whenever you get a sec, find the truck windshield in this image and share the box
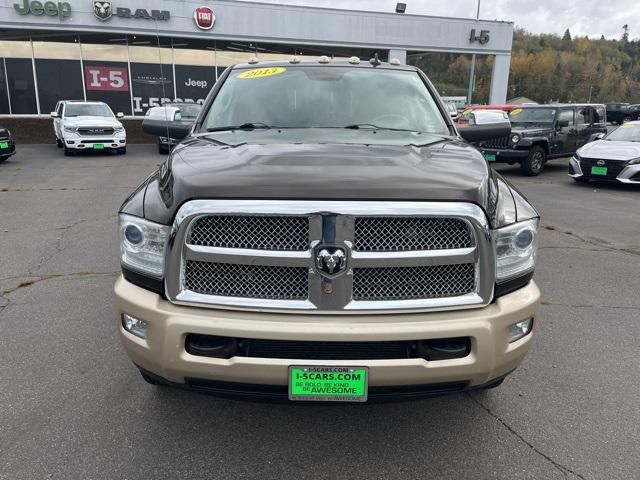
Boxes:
[510,108,556,125]
[64,103,113,117]
[200,66,448,135]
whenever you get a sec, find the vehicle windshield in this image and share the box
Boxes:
[606,123,640,142]
[201,66,449,136]
[64,103,113,117]
[509,107,556,124]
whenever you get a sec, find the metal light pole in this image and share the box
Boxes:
[467,0,481,105]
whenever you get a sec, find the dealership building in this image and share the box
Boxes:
[0,0,514,116]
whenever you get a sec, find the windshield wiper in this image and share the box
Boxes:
[206,122,273,132]
[342,124,423,133]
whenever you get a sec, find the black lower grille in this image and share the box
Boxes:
[580,158,627,180]
[185,378,468,401]
[481,134,511,149]
[244,339,413,360]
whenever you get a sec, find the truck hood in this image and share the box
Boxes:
[134,136,536,227]
[511,125,553,137]
[577,140,640,161]
[63,116,122,128]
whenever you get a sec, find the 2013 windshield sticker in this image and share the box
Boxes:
[238,67,286,79]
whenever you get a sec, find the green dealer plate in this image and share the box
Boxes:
[288,366,368,402]
[93,144,105,150]
[484,153,496,162]
[591,166,607,176]
[0,142,8,149]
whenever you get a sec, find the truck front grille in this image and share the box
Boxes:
[188,215,308,251]
[354,217,472,252]
[167,201,494,313]
[353,264,476,301]
[77,127,114,135]
[482,134,511,149]
[184,261,308,300]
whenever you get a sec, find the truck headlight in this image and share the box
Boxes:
[119,214,170,277]
[114,126,125,132]
[493,218,539,283]
[64,126,78,132]
[511,134,520,144]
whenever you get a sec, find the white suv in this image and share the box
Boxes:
[52,101,127,156]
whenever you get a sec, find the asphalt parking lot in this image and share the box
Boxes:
[1,145,639,480]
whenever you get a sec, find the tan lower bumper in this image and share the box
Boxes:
[114,277,540,388]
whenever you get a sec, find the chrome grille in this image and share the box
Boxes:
[184,260,308,300]
[167,200,494,313]
[354,217,473,251]
[188,215,308,251]
[353,264,476,301]
[77,127,114,135]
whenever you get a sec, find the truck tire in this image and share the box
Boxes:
[520,146,545,176]
[56,137,62,148]
[63,147,74,156]
[158,140,169,154]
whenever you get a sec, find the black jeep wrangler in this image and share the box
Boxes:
[476,104,607,175]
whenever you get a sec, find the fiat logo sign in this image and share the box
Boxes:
[194,6,215,30]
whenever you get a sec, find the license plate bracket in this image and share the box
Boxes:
[288,366,368,402]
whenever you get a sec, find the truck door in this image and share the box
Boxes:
[555,108,576,154]
[574,107,591,150]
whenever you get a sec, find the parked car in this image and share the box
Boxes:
[0,127,16,162]
[569,121,640,184]
[142,102,202,154]
[456,104,516,126]
[51,100,126,156]
[474,104,607,175]
[115,59,541,401]
[605,102,629,125]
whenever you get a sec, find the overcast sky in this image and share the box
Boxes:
[239,0,639,40]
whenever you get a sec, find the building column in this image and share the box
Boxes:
[388,49,407,64]
[489,53,511,104]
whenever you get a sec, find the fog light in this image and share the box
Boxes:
[122,313,148,339]
[508,318,533,343]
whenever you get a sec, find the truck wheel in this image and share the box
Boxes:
[158,141,169,154]
[520,146,545,176]
[56,137,62,148]
[63,147,74,157]
[117,147,127,155]
[139,370,162,385]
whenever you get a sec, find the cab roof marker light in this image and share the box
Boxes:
[318,56,330,64]
[389,58,401,65]
[247,56,259,64]
[348,56,361,64]
[289,55,301,64]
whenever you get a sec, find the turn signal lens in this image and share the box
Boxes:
[122,313,148,339]
[508,318,533,343]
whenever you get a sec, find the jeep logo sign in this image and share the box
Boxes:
[14,0,71,19]
[193,6,215,30]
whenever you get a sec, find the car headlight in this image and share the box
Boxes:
[628,157,640,165]
[493,218,539,283]
[119,214,170,278]
[64,126,78,132]
[511,134,520,144]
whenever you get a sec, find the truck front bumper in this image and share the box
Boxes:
[114,276,540,396]
[479,148,529,163]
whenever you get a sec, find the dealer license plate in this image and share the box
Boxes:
[0,142,8,149]
[484,153,496,162]
[288,366,368,402]
[591,166,607,176]
[93,144,104,150]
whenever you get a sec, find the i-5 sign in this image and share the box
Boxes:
[84,66,129,92]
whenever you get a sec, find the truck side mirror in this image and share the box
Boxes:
[116,112,125,119]
[50,112,58,118]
